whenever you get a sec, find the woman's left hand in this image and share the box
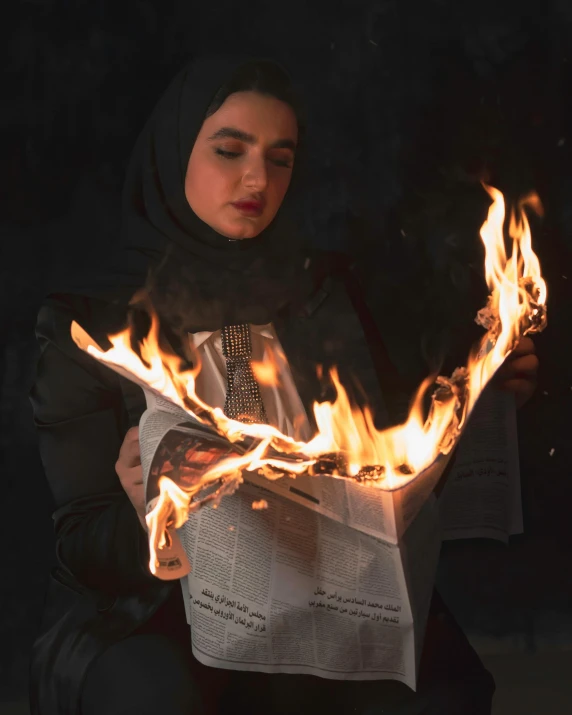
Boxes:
[492,336,539,408]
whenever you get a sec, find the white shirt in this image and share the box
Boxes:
[189,323,313,442]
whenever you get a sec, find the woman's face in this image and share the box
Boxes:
[185,90,298,239]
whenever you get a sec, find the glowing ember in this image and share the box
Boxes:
[252,499,269,510]
[71,184,547,576]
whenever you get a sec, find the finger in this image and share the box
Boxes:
[120,427,140,452]
[118,431,141,466]
[125,473,144,487]
[512,354,539,374]
[497,354,539,379]
[505,373,538,386]
[119,465,144,488]
[117,448,141,469]
[127,451,142,468]
[495,376,537,396]
[497,352,539,373]
[126,426,140,441]
[122,476,146,512]
[508,337,536,359]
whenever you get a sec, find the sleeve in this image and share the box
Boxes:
[29,294,157,596]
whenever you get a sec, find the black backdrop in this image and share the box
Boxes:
[2,0,572,702]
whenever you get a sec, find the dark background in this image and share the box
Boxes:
[2,0,572,709]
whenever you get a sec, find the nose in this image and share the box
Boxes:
[241,156,268,192]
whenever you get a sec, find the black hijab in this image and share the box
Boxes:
[61,53,312,334]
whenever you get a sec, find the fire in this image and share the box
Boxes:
[467,186,547,412]
[251,352,282,386]
[71,184,547,576]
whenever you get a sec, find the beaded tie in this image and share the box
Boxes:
[221,324,268,424]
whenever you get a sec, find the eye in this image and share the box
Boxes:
[214,147,293,169]
[215,148,241,160]
[271,158,293,168]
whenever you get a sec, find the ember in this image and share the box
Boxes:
[251,500,269,510]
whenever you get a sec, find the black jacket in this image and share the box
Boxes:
[29,258,411,715]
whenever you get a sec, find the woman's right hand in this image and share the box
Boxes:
[115,426,147,530]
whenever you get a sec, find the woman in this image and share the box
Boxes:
[30,53,537,715]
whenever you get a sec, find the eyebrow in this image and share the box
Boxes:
[207,126,296,151]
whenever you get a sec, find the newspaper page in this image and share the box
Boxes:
[179,481,440,689]
[438,385,523,542]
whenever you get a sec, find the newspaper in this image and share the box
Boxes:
[138,389,441,689]
[70,319,520,687]
[438,384,523,543]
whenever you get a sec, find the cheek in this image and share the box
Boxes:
[266,168,292,201]
[267,172,293,213]
[185,155,234,215]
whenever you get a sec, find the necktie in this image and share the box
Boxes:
[221,324,269,424]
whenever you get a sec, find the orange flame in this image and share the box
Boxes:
[252,357,281,387]
[466,185,546,412]
[72,184,547,576]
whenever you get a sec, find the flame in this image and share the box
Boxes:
[466,186,547,412]
[252,357,281,387]
[72,185,547,576]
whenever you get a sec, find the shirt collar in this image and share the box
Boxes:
[190,323,275,349]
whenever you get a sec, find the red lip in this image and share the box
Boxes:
[231,200,264,216]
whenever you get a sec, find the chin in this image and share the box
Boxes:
[219,220,266,240]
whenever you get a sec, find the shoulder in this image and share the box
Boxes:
[30,293,134,426]
[34,292,131,390]
[37,293,128,353]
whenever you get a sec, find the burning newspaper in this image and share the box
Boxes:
[69,185,546,688]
